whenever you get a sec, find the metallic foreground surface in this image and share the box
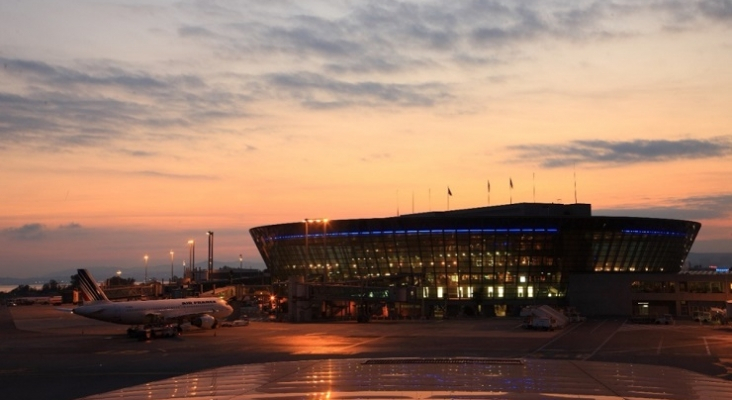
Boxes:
[83,357,732,400]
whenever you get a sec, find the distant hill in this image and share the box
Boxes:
[0,261,263,286]
[685,252,732,268]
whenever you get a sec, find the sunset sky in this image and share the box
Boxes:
[1,1,731,279]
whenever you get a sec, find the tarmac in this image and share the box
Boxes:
[4,304,732,399]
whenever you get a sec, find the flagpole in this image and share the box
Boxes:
[447,186,450,211]
[574,165,578,203]
[487,179,490,206]
[509,178,513,204]
[396,189,399,216]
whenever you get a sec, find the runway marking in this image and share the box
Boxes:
[95,350,150,355]
[589,319,607,334]
[583,321,621,361]
[601,336,725,357]
[530,321,584,354]
[714,358,732,380]
[340,335,386,352]
[656,336,663,355]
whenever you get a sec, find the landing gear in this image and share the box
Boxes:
[127,325,180,341]
[138,329,152,341]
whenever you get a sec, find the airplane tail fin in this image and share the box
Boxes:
[77,269,111,303]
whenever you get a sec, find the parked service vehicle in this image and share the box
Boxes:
[654,314,674,325]
[221,319,250,327]
[520,305,567,330]
[693,311,712,323]
[522,316,556,331]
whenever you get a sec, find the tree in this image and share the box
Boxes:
[42,279,60,293]
[106,275,135,287]
[10,285,36,296]
[70,273,80,289]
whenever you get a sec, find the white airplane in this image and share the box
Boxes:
[71,269,233,332]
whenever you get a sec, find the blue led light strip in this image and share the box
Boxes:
[621,229,688,237]
[274,227,559,241]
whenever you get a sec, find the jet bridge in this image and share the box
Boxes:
[287,277,399,322]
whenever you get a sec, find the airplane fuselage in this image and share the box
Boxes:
[73,298,232,325]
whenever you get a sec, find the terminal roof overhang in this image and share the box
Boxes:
[397,202,592,219]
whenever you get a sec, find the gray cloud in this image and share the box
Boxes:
[700,0,732,21]
[59,222,82,230]
[2,223,47,241]
[1,58,166,89]
[596,193,732,222]
[3,2,732,154]
[134,170,218,180]
[178,25,218,39]
[120,149,158,158]
[266,72,449,109]
[0,57,248,151]
[171,1,732,108]
[207,2,652,70]
[510,137,732,168]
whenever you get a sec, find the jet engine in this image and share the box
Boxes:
[191,315,218,329]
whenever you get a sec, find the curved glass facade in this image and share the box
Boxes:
[249,203,700,302]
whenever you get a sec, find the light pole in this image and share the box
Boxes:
[239,254,243,269]
[206,231,214,278]
[170,250,174,283]
[188,240,195,280]
[144,254,148,284]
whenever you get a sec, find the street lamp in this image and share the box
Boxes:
[170,250,174,283]
[188,240,195,280]
[239,254,243,269]
[144,254,148,284]
[206,231,214,278]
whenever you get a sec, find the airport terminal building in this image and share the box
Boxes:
[249,203,702,319]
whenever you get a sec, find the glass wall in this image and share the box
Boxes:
[250,213,699,302]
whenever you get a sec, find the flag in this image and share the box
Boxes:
[510,178,513,189]
[448,187,452,196]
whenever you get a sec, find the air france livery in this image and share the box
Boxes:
[71,269,233,330]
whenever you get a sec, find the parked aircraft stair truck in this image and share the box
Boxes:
[520,305,569,331]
